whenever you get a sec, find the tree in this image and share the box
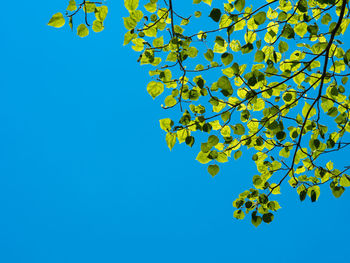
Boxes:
[49,0,350,226]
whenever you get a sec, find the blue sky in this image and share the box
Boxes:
[1,1,350,262]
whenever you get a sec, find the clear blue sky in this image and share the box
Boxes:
[1,1,350,262]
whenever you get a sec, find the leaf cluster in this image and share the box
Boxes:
[50,0,350,226]
[48,0,108,37]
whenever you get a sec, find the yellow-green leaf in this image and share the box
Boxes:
[147,81,164,99]
[159,118,173,132]
[196,151,211,164]
[77,24,89,38]
[84,2,96,13]
[269,183,281,194]
[340,175,350,187]
[166,132,176,151]
[48,13,65,28]
[96,6,108,21]
[234,210,245,220]
[67,0,77,11]
[124,0,139,12]
[164,95,177,107]
[302,102,316,118]
[92,20,104,32]
[208,164,220,177]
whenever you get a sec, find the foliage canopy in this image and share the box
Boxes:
[49,0,350,226]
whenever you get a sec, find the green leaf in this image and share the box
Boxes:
[221,111,231,122]
[84,2,96,13]
[253,98,265,111]
[96,6,108,21]
[262,213,274,224]
[194,11,202,18]
[92,20,104,32]
[147,81,164,99]
[202,0,213,5]
[344,49,350,66]
[233,124,245,135]
[208,164,220,177]
[281,24,295,39]
[124,0,139,12]
[209,8,221,22]
[340,175,350,187]
[279,147,290,158]
[196,151,211,164]
[177,129,189,143]
[268,201,281,211]
[153,36,164,47]
[69,17,73,30]
[217,152,228,163]
[294,23,307,37]
[185,136,195,147]
[144,2,157,13]
[299,190,307,201]
[221,53,233,66]
[187,47,199,58]
[297,0,308,13]
[217,76,233,95]
[123,31,137,46]
[251,212,262,227]
[166,132,176,151]
[302,102,316,118]
[123,17,137,30]
[276,131,286,141]
[309,187,320,202]
[241,43,253,54]
[234,150,242,160]
[234,0,245,12]
[326,161,333,170]
[321,13,332,25]
[164,95,177,107]
[214,37,227,53]
[48,13,65,28]
[253,12,266,25]
[331,186,345,198]
[67,0,77,11]
[307,24,319,36]
[258,194,268,204]
[234,210,245,220]
[159,118,173,132]
[208,135,219,146]
[77,24,89,38]
[293,72,305,85]
[204,49,214,61]
[269,183,281,195]
[254,50,265,62]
